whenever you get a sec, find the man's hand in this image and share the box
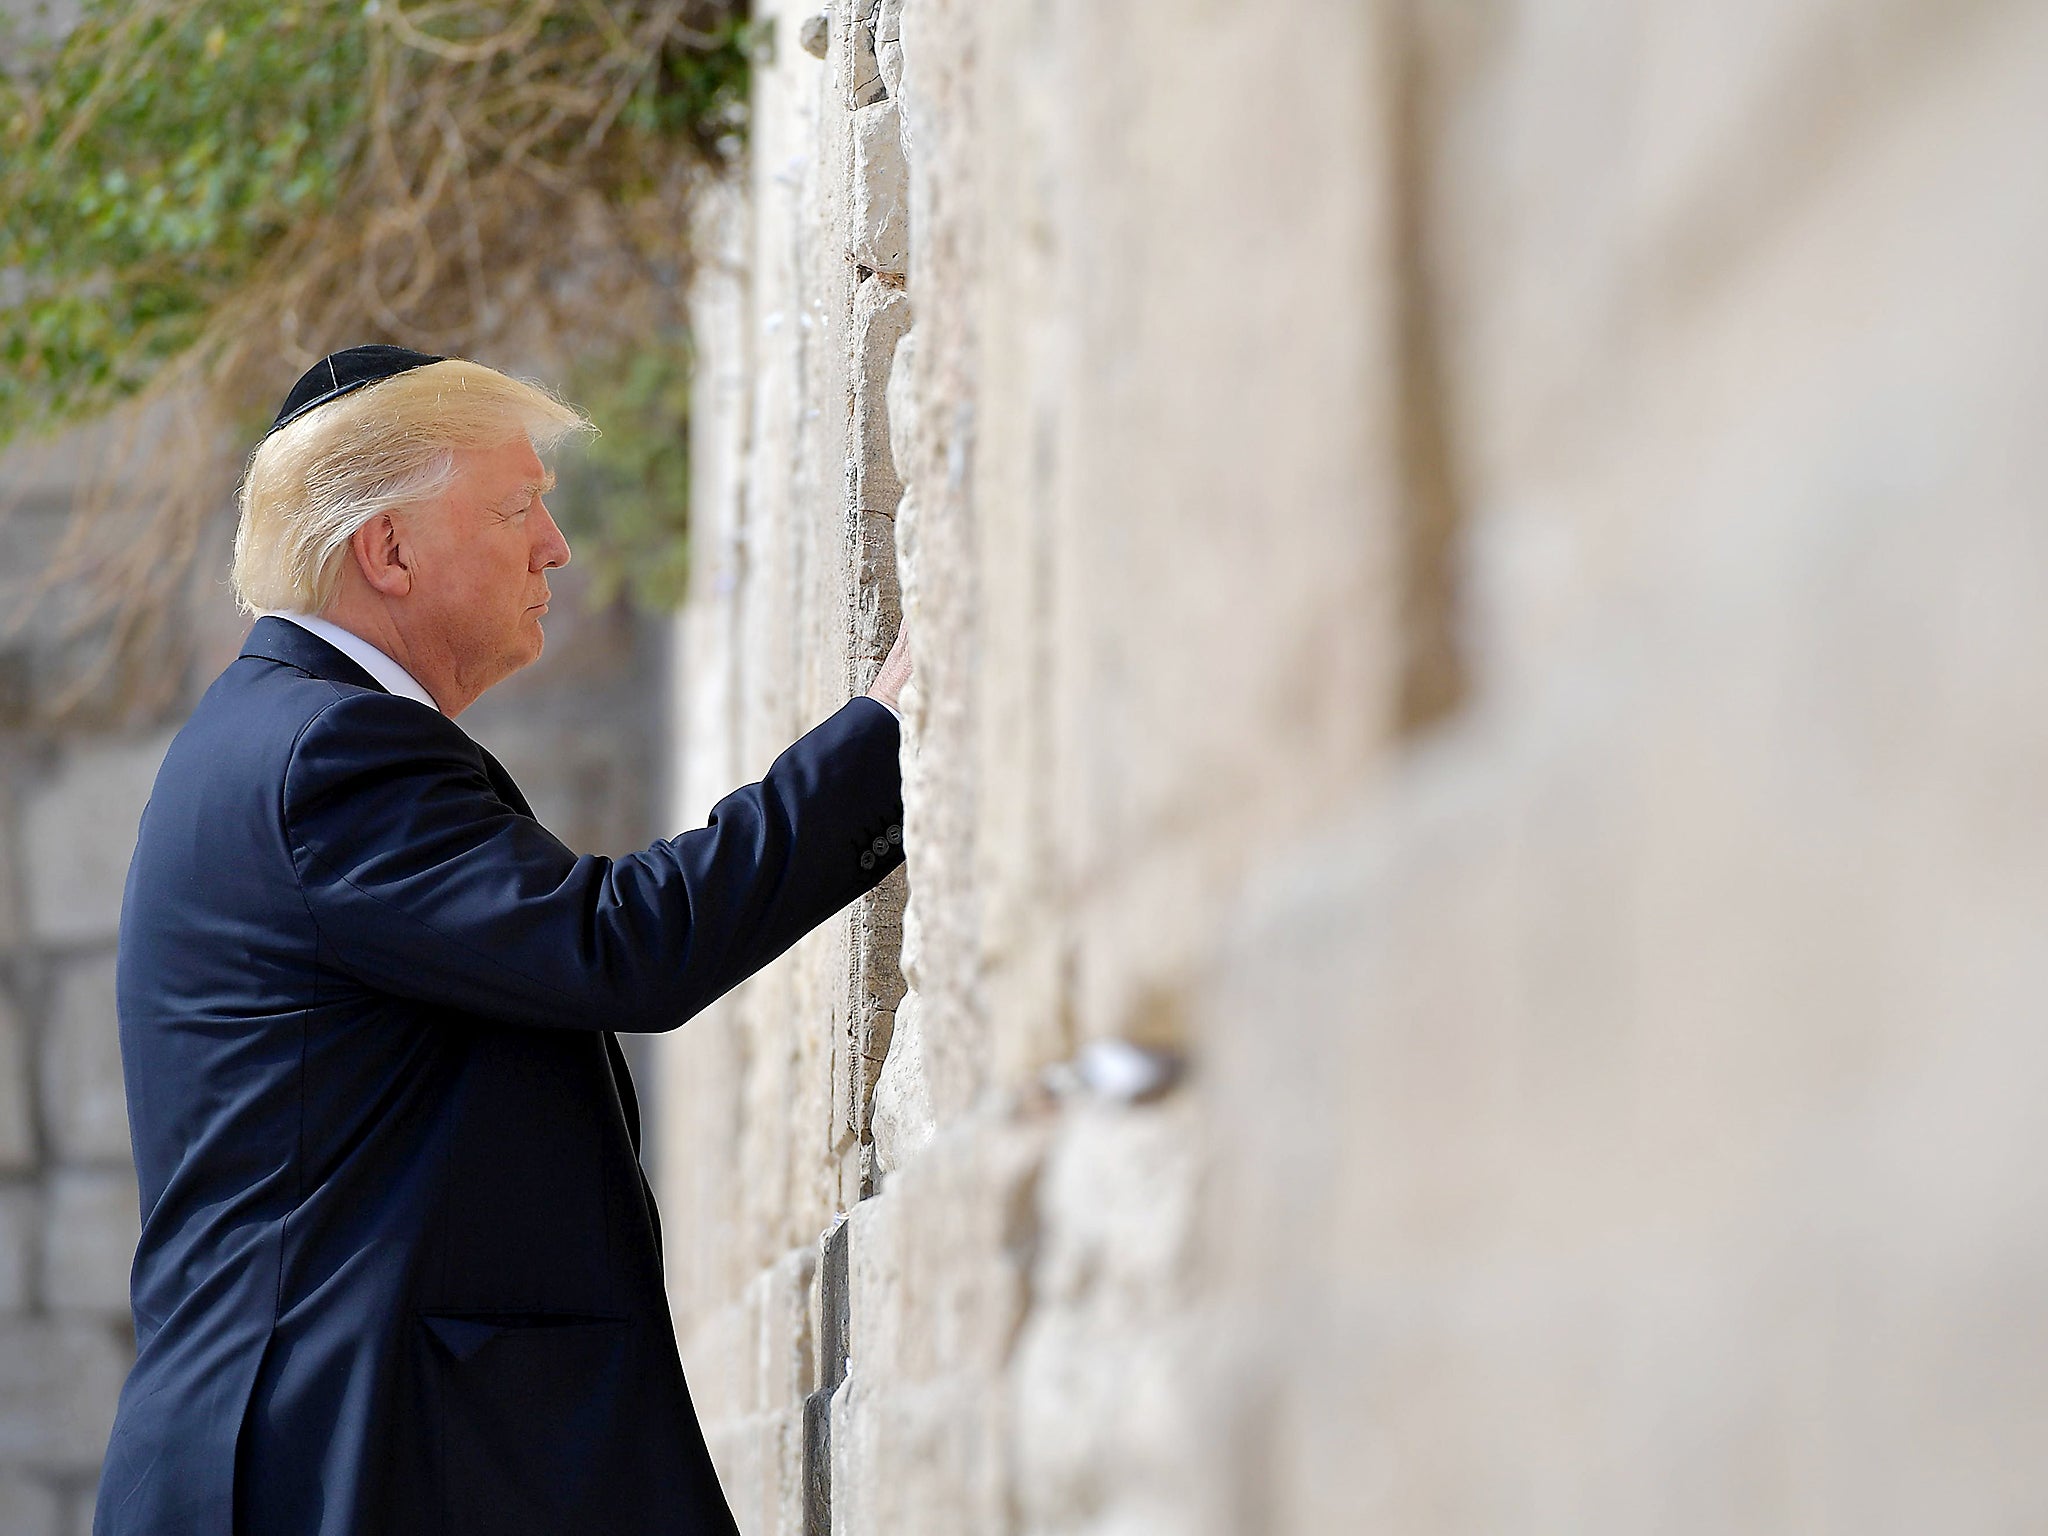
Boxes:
[868,618,913,714]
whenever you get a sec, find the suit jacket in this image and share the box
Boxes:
[94,616,906,1536]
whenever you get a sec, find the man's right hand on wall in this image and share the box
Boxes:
[868,618,913,714]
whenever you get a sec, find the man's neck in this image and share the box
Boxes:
[274,608,445,714]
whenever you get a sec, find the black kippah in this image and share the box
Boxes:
[269,344,445,435]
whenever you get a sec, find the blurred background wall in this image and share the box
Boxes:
[653,1,2048,1533]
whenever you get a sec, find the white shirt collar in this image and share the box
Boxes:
[266,611,442,713]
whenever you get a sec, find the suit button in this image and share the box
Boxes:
[887,824,902,845]
[872,836,890,856]
[860,850,876,870]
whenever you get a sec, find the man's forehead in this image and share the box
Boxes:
[453,439,552,502]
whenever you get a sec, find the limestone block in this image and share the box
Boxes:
[854,510,905,664]
[22,733,172,946]
[700,1415,770,1534]
[1032,1098,1200,1313]
[883,325,920,481]
[855,869,907,1014]
[42,1167,139,1316]
[0,1319,130,1467]
[1010,1306,1213,1536]
[828,1368,1004,1536]
[848,101,909,275]
[869,892,933,1177]
[875,0,903,94]
[0,1478,62,1536]
[844,868,907,1144]
[0,992,33,1173]
[852,279,913,516]
[0,786,22,951]
[884,326,926,732]
[869,994,930,1176]
[847,1115,1043,1383]
[845,0,885,109]
[798,11,830,60]
[0,1183,36,1310]
[40,956,130,1164]
[756,1243,819,1409]
[680,1290,758,1423]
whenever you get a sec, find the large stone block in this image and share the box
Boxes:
[40,956,129,1165]
[0,992,34,1173]
[756,1243,819,1411]
[0,1319,130,1469]
[829,1369,1004,1536]
[868,981,931,1177]
[0,1183,37,1311]
[0,782,23,951]
[0,1477,62,1536]
[851,279,913,517]
[848,100,909,275]
[22,734,172,947]
[853,510,904,663]
[42,1168,139,1316]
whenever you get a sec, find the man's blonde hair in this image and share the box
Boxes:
[231,358,592,617]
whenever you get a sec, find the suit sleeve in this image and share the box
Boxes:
[283,690,905,1032]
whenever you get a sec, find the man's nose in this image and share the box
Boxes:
[532,498,572,570]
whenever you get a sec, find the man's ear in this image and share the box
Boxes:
[349,511,414,598]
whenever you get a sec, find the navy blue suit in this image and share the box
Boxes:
[94,616,905,1535]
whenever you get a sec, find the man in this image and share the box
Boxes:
[94,345,911,1536]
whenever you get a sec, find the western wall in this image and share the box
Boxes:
[653,1,2048,1532]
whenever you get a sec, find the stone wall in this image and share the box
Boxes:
[0,441,169,1536]
[655,1,2048,1533]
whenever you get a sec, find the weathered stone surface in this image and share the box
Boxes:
[39,956,129,1164]
[875,0,903,95]
[866,993,930,1177]
[0,1477,62,1536]
[0,1184,36,1311]
[41,1168,138,1316]
[0,1320,129,1468]
[21,734,172,946]
[0,994,33,1175]
[798,10,830,61]
[0,785,23,951]
[851,278,912,516]
[847,101,908,275]
[844,0,884,109]
[668,0,2048,1530]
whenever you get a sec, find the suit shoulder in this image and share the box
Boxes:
[282,680,488,817]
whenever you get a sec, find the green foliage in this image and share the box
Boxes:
[0,0,750,444]
[1,3,371,435]
[557,339,693,612]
